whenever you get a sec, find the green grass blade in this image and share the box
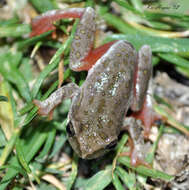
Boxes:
[113,0,143,16]
[116,167,136,190]
[115,134,128,154]
[154,105,189,136]
[0,164,28,179]
[144,10,189,20]
[8,83,20,127]
[0,24,30,37]
[146,124,164,164]
[15,138,31,173]
[152,56,160,66]
[19,102,34,116]
[0,17,19,27]
[112,173,125,190]
[0,96,8,102]
[31,57,59,98]
[36,128,56,160]
[117,157,173,181]
[176,65,189,77]
[29,0,57,13]
[0,128,7,147]
[146,21,172,30]
[0,130,20,166]
[66,153,78,190]
[83,166,112,190]
[0,52,31,102]
[0,123,48,189]
[17,31,52,50]
[49,132,67,158]
[130,0,143,13]
[22,107,38,127]
[104,33,189,56]
[9,67,32,102]
[21,126,48,163]
[154,94,173,110]
[85,0,94,7]
[0,81,14,139]
[158,53,189,69]
[0,157,20,189]
[99,9,138,34]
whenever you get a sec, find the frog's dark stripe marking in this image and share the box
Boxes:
[97,98,105,114]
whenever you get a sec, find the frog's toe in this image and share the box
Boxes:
[130,148,152,168]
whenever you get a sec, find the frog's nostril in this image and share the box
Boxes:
[105,140,117,150]
[66,121,75,137]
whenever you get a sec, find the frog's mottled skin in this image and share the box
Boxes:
[32,7,152,159]
[69,41,137,158]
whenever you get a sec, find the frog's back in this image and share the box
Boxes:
[79,41,137,135]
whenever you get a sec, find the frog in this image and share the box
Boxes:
[31,7,153,161]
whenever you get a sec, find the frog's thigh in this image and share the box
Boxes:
[69,7,96,71]
[131,45,152,111]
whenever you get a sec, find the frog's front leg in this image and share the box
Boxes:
[33,83,79,119]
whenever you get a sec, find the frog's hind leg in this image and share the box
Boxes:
[130,45,157,138]
[33,83,79,119]
[69,7,96,71]
[68,8,116,71]
[30,7,118,72]
[30,7,97,67]
[131,45,152,111]
[121,117,152,168]
[30,8,85,37]
[72,41,117,71]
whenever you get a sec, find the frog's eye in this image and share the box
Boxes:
[66,121,75,137]
[105,140,117,150]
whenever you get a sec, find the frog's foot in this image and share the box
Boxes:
[122,117,152,167]
[33,99,56,120]
[119,136,152,168]
[32,88,64,117]
[120,150,152,168]
[33,99,52,116]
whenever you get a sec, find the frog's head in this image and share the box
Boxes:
[66,118,118,159]
[66,92,119,159]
